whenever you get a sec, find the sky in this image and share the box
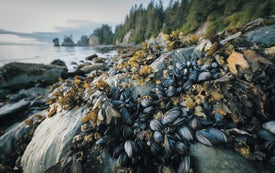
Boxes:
[0,0,170,42]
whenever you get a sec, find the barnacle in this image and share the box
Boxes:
[47,105,57,118]
[227,52,249,75]
[207,42,219,56]
[24,119,33,126]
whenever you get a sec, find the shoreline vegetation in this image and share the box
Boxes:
[53,0,274,47]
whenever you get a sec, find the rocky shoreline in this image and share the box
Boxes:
[0,17,275,173]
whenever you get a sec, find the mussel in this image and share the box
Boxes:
[124,140,138,158]
[161,107,181,125]
[150,119,162,131]
[153,131,164,143]
[177,156,191,173]
[177,126,194,142]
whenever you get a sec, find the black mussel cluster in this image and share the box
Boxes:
[90,45,275,172]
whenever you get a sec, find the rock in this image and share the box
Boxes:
[0,99,30,122]
[0,89,10,100]
[0,111,46,170]
[76,35,89,46]
[52,38,60,47]
[0,121,31,163]
[264,46,275,60]
[21,108,87,173]
[8,87,48,103]
[0,62,67,90]
[190,143,258,173]
[85,54,98,61]
[245,25,275,47]
[80,63,106,73]
[82,149,117,173]
[92,57,105,64]
[147,32,167,49]
[77,62,91,70]
[50,59,67,68]
[61,36,75,46]
[89,35,99,46]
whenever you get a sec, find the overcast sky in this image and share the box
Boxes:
[0,0,170,33]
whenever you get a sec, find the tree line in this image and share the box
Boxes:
[93,0,274,45]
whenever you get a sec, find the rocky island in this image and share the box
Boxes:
[0,16,275,173]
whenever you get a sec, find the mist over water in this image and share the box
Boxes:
[0,34,116,71]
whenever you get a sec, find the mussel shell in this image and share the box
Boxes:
[110,87,121,100]
[258,129,275,141]
[118,152,130,167]
[150,141,162,155]
[143,106,156,115]
[183,80,193,91]
[95,135,112,146]
[140,96,153,107]
[161,107,181,125]
[166,86,176,97]
[195,130,214,146]
[188,69,199,81]
[159,165,175,173]
[124,140,138,158]
[173,117,187,127]
[213,112,224,122]
[153,131,164,143]
[198,71,211,81]
[150,119,162,131]
[175,62,184,70]
[268,155,275,166]
[208,127,227,143]
[188,118,201,130]
[120,88,131,103]
[175,141,189,155]
[196,128,227,146]
[177,156,191,173]
[112,100,124,107]
[122,125,134,138]
[263,121,275,135]
[112,143,124,158]
[139,114,152,122]
[119,107,131,124]
[163,134,175,154]
[163,78,175,88]
[177,126,194,142]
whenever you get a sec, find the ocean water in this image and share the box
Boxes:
[0,35,117,72]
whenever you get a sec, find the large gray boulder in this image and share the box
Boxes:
[190,143,259,173]
[0,99,30,122]
[245,24,275,47]
[0,62,67,90]
[21,108,87,173]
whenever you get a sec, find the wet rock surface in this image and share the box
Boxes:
[245,25,275,47]
[190,143,258,173]
[0,62,68,90]
[0,99,30,122]
[21,108,87,173]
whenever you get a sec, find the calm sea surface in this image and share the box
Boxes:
[0,37,117,72]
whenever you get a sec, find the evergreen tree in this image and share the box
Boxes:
[93,24,113,45]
